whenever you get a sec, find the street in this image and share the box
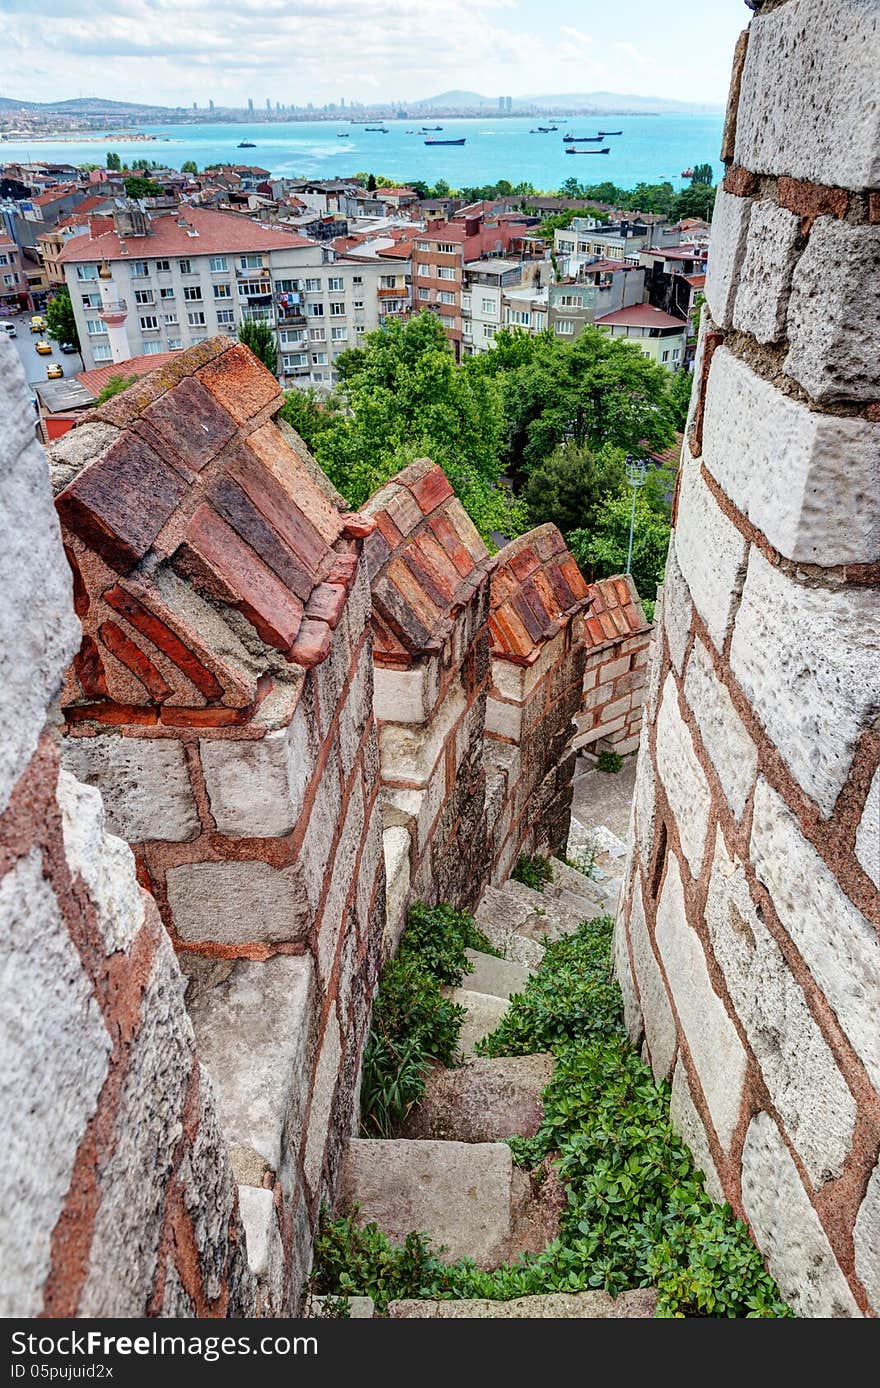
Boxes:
[4,308,84,392]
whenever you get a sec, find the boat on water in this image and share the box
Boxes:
[422,125,443,131]
[566,147,610,154]
[425,137,466,146]
[336,132,350,138]
[599,130,622,136]
[536,126,552,132]
[681,167,694,177]
[237,141,256,148]
[563,134,603,142]
[365,126,388,133]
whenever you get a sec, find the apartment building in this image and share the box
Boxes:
[59,204,408,388]
[0,231,29,312]
[554,216,681,277]
[461,257,549,354]
[593,302,686,370]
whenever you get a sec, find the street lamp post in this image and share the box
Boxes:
[624,454,649,577]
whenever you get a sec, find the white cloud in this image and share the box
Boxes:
[613,40,656,68]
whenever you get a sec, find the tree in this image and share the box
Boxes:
[569,486,671,606]
[690,162,714,187]
[367,173,377,192]
[238,320,278,374]
[674,182,716,221]
[181,159,198,175]
[503,326,677,479]
[106,151,121,171]
[95,374,138,404]
[123,175,165,198]
[666,367,694,430]
[524,443,626,535]
[45,287,80,352]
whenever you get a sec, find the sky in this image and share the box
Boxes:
[0,0,747,109]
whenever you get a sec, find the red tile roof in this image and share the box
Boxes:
[363,458,489,663]
[58,205,314,265]
[77,353,178,398]
[52,338,375,723]
[582,575,649,651]
[595,304,686,330]
[684,273,706,289]
[643,430,684,469]
[488,525,592,665]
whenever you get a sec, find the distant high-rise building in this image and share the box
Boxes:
[209,99,214,112]
[266,98,271,110]
[276,101,281,112]
[341,97,345,108]
[497,96,504,111]
[248,98,254,112]
[192,101,197,110]
[505,96,512,112]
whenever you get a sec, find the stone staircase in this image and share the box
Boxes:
[326,824,651,1319]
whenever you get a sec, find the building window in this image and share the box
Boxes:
[163,312,179,325]
[311,351,328,365]
[155,259,171,272]
[352,275,363,285]
[167,337,183,350]
[484,324,495,339]
[134,289,154,306]
[209,256,228,272]
[306,302,324,317]
[555,319,574,335]
[437,266,455,281]
[416,241,430,251]
[139,315,159,331]
[480,297,494,312]
[330,325,347,340]
[439,314,455,326]
[178,258,193,274]
[159,287,175,300]
[418,287,430,301]
[85,319,107,336]
[75,265,99,281]
[304,277,322,292]
[417,265,431,279]
[92,343,112,361]
[436,242,456,254]
[216,308,235,325]
[238,280,269,297]
[275,278,301,293]
[328,276,344,291]
[187,310,206,327]
[308,326,325,342]
[379,275,397,289]
[141,340,165,355]
[239,254,263,269]
[558,295,582,308]
[213,282,232,299]
[280,329,305,345]
[672,347,681,361]
[282,353,308,370]
[329,301,345,316]
[353,299,364,310]
[439,290,455,305]
[132,261,149,278]
[183,285,203,302]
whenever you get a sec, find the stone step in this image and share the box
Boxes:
[500,880,589,945]
[399,1055,554,1143]
[463,948,533,1000]
[388,1289,658,1318]
[307,1294,375,1318]
[443,988,509,1054]
[337,1138,529,1269]
[474,886,545,968]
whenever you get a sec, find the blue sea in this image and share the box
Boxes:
[2,115,724,190]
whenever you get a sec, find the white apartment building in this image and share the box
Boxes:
[59,205,410,388]
[460,257,549,355]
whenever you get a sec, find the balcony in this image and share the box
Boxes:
[377,285,403,297]
[99,299,127,314]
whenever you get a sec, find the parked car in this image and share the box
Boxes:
[59,342,78,354]
[46,363,64,379]
[1,321,16,337]
[30,315,47,333]
[34,339,52,355]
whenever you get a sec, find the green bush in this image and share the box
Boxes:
[511,853,553,892]
[359,902,495,1137]
[596,750,623,774]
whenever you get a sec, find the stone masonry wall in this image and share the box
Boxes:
[573,575,652,758]
[614,0,880,1318]
[0,339,254,1318]
[49,340,385,1312]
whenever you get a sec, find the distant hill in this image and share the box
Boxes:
[414,90,497,108]
[414,89,722,115]
[0,96,174,114]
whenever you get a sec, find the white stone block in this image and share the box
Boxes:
[485,696,523,742]
[299,743,341,910]
[704,187,753,329]
[741,1112,861,1318]
[669,1061,724,1204]
[654,853,746,1153]
[166,860,310,945]
[317,778,365,987]
[0,340,80,814]
[201,706,312,839]
[628,878,675,1081]
[855,766,880,891]
[303,1011,342,1193]
[750,777,880,1092]
[706,829,856,1186]
[702,347,880,565]
[674,453,747,652]
[238,1185,284,1313]
[853,1157,880,1314]
[491,658,526,703]
[734,0,880,190]
[373,660,439,725]
[382,825,411,950]
[662,540,692,676]
[655,673,712,878]
[63,735,200,843]
[684,637,757,820]
[378,684,465,787]
[730,550,880,816]
[612,914,642,1046]
[56,769,145,953]
[785,218,880,404]
[0,849,111,1316]
[732,200,801,343]
[633,739,656,866]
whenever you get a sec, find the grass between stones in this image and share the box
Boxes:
[314,912,791,1318]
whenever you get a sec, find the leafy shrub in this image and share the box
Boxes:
[512,853,553,892]
[359,902,495,1137]
[563,840,599,879]
[596,750,623,774]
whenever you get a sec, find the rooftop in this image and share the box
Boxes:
[595,304,686,330]
[581,574,649,651]
[58,205,314,265]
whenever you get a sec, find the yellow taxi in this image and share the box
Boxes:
[34,339,52,355]
[46,363,64,379]
[30,315,47,333]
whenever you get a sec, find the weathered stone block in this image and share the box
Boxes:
[632,743,656,866]
[613,911,642,1046]
[741,1112,861,1318]
[730,551,880,816]
[186,954,316,1194]
[373,660,439,725]
[317,779,365,986]
[655,673,712,877]
[704,187,753,329]
[485,696,523,742]
[706,830,856,1186]
[684,637,757,820]
[57,769,146,953]
[732,199,801,343]
[855,767,880,891]
[378,684,465,787]
[654,853,746,1153]
[853,1158,880,1314]
[238,1185,284,1315]
[661,541,692,676]
[63,735,200,843]
[669,1061,724,1203]
[750,778,880,1092]
[201,705,312,838]
[0,849,111,1316]
[628,878,675,1081]
[702,347,880,565]
[299,741,342,910]
[785,219,880,403]
[166,859,309,945]
[674,454,747,652]
[303,1010,342,1194]
[382,824,411,951]
[734,0,880,190]
[0,343,80,814]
